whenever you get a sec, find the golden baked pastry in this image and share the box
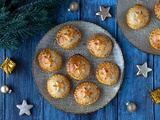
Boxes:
[96,61,120,85]
[74,82,100,105]
[56,25,81,49]
[47,74,70,98]
[87,34,113,58]
[67,54,90,80]
[126,4,150,30]
[150,28,160,50]
[154,1,160,20]
[38,49,62,72]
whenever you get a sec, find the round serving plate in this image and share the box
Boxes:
[117,0,160,55]
[32,21,124,114]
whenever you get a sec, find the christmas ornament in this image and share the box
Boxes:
[0,0,62,50]
[96,6,112,21]
[16,100,33,116]
[0,57,16,74]
[126,102,137,112]
[146,87,160,104]
[0,85,12,94]
[68,2,79,11]
[136,62,152,78]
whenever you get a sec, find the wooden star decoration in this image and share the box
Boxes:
[16,100,33,116]
[96,6,112,21]
[136,62,152,78]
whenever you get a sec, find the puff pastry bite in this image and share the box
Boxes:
[154,1,160,20]
[126,4,150,30]
[47,74,70,98]
[87,34,113,58]
[74,82,100,105]
[38,49,62,72]
[150,28,160,50]
[56,25,81,49]
[96,61,120,85]
[67,54,90,80]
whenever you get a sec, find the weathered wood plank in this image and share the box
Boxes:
[80,0,118,120]
[4,34,44,120]
[4,38,32,120]
[31,34,45,120]
[0,50,5,120]
[153,56,160,120]
[117,27,154,120]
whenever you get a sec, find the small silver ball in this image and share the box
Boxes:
[0,85,12,94]
[126,102,137,112]
[68,2,79,11]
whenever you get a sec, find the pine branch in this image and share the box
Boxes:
[0,0,63,50]
[15,0,63,12]
[0,35,20,50]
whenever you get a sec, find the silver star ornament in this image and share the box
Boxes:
[136,62,152,78]
[96,6,112,21]
[16,100,33,116]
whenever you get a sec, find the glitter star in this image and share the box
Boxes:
[16,100,33,116]
[134,11,146,23]
[53,81,65,92]
[96,6,112,21]
[82,87,92,98]
[136,62,152,78]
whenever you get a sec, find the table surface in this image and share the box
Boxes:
[0,0,159,120]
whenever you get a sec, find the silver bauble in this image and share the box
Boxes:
[68,2,79,11]
[0,85,12,94]
[126,102,137,112]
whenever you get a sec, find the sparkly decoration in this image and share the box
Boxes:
[0,85,12,94]
[96,6,112,21]
[136,62,152,78]
[0,57,16,74]
[146,87,160,104]
[16,100,33,116]
[68,2,79,11]
[126,102,137,112]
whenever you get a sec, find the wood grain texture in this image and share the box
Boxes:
[0,0,159,120]
[117,28,154,120]
[0,50,5,120]
[153,56,160,120]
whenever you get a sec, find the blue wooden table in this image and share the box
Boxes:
[0,0,159,120]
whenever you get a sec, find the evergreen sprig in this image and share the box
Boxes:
[0,0,62,50]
